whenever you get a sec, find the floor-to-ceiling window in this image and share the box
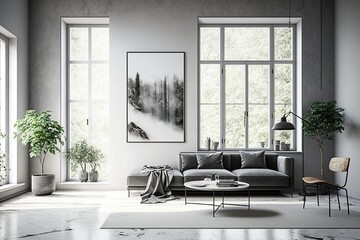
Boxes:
[0,33,9,185]
[65,24,109,180]
[199,24,296,150]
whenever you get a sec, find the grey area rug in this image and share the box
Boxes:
[101,202,360,229]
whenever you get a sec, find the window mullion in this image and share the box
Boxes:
[269,26,275,150]
[220,26,225,149]
[88,26,92,145]
[244,64,249,149]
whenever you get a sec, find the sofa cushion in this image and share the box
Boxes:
[196,152,223,169]
[180,153,198,172]
[232,168,289,187]
[240,150,267,168]
[183,169,237,182]
[127,168,184,187]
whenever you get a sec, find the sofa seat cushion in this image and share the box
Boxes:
[183,169,237,182]
[232,169,289,187]
[127,168,184,187]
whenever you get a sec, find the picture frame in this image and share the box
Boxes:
[126,52,185,142]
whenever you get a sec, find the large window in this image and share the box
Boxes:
[66,25,109,180]
[0,33,9,185]
[199,25,295,150]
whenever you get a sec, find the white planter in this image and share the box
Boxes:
[89,170,98,182]
[32,174,56,196]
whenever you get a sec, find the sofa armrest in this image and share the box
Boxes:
[277,156,294,187]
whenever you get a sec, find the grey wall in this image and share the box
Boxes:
[0,0,29,200]
[335,0,360,199]
[29,0,335,191]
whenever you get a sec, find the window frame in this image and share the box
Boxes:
[65,24,109,181]
[0,33,9,184]
[198,24,297,151]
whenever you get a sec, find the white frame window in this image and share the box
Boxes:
[0,33,9,185]
[62,20,109,181]
[198,24,297,151]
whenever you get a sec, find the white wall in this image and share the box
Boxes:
[335,0,360,199]
[29,0,335,191]
[0,0,29,200]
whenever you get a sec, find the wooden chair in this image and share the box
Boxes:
[302,157,350,217]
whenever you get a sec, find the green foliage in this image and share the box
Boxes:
[14,110,65,176]
[302,101,345,179]
[0,131,6,182]
[66,140,103,171]
[303,101,345,143]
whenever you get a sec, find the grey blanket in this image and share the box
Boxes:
[140,165,175,204]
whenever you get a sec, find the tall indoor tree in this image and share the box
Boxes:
[303,101,345,179]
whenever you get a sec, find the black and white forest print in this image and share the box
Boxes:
[127,52,185,142]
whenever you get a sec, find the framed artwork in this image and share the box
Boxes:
[126,52,185,142]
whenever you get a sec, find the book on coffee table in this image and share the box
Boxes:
[216,180,238,187]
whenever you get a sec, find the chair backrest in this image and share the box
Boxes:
[329,157,350,172]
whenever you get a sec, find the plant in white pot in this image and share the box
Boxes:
[66,140,96,182]
[87,145,104,182]
[14,110,64,195]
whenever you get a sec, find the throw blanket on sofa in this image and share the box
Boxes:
[140,165,175,204]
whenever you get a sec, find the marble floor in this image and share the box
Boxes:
[0,190,360,240]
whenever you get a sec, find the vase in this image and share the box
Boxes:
[79,170,88,182]
[89,170,98,182]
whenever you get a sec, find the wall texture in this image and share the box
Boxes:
[29,0,335,191]
[335,0,360,199]
[0,0,29,200]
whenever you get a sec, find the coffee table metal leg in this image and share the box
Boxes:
[222,191,224,208]
[248,189,250,210]
[185,187,187,205]
[213,190,215,217]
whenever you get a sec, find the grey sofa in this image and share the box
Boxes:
[127,152,294,196]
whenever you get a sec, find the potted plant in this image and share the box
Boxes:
[65,140,91,182]
[0,131,6,186]
[87,145,104,182]
[14,110,64,195]
[303,100,345,179]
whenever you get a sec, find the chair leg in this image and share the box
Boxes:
[345,188,350,215]
[328,188,331,217]
[303,185,307,209]
[316,185,320,206]
[336,189,341,210]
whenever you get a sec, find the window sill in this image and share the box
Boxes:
[0,183,26,193]
[59,181,110,186]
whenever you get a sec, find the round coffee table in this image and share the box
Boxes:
[184,180,250,217]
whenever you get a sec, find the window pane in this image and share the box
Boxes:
[200,27,220,61]
[92,64,109,100]
[248,65,270,148]
[225,65,245,148]
[92,28,109,61]
[70,64,88,100]
[275,27,293,60]
[70,28,88,61]
[92,102,109,178]
[200,105,220,148]
[200,64,220,104]
[69,102,88,178]
[69,102,88,145]
[274,64,293,148]
[225,27,270,61]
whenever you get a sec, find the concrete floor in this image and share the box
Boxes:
[0,190,359,240]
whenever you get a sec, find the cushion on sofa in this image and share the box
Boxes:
[232,168,289,186]
[240,150,267,168]
[183,169,237,182]
[196,152,223,169]
[180,153,198,171]
[127,168,184,187]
